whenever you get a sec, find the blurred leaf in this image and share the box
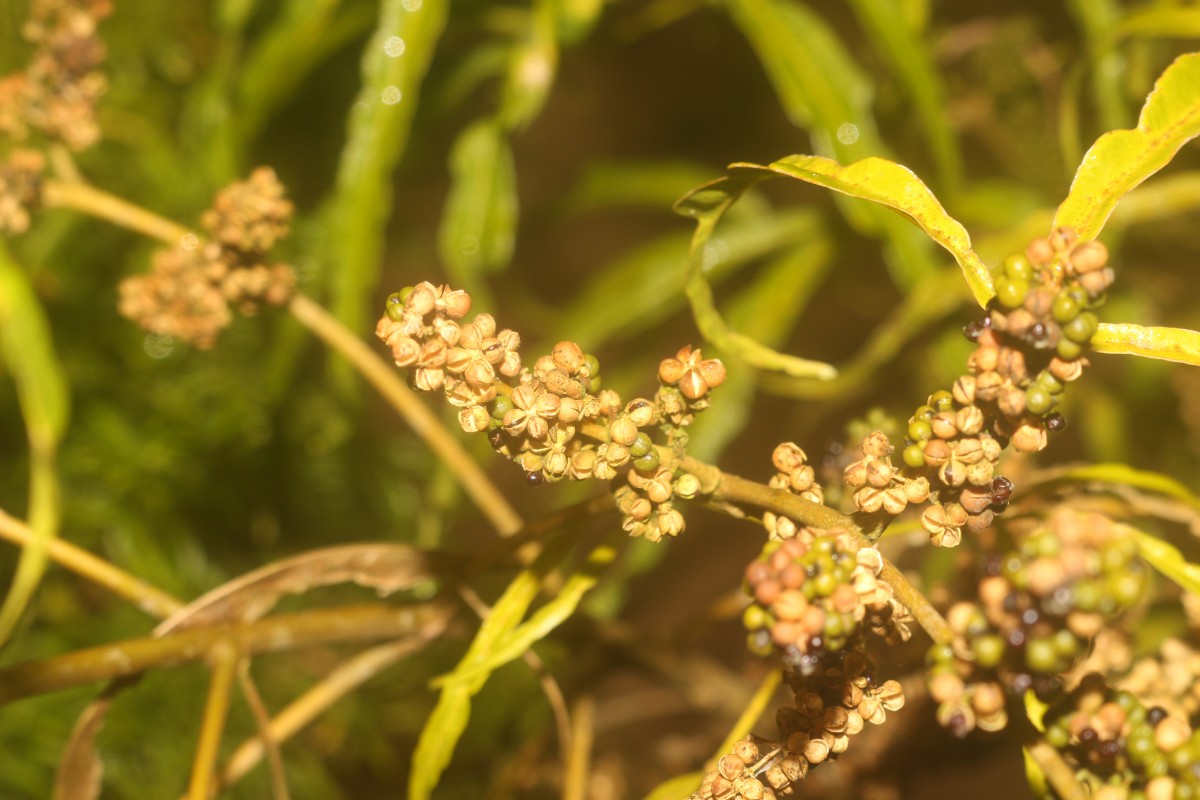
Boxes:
[499,0,558,130]
[1131,527,1200,595]
[1067,0,1127,132]
[1054,52,1200,240]
[565,159,720,213]
[727,0,938,287]
[1034,463,1200,511]
[326,0,448,380]
[558,0,604,44]
[1110,7,1200,43]
[848,0,962,191]
[439,119,519,292]
[559,207,822,350]
[676,171,838,379]
[718,155,994,306]
[1109,172,1200,229]
[688,236,832,460]
[1091,322,1200,366]
[0,243,67,647]
[1022,692,1051,798]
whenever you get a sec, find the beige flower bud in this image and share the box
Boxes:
[772,442,808,473]
[881,486,908,515]
[458,405,490,433]
[903,476,931,503]
[952,375,977,405]
[674,472,701,499]
[862,430,891,459]
[609,415,639,446]
[956,405,985,436]
[865,459,894,488]
[625,398,657,427]
[1011,422,1048,453]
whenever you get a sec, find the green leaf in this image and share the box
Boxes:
[432,544,616,687]
[726,0,939,288]
[847,0,961,191]
[1132,527,1200,595]
[1091,322,1200,366]
[326,0,447,379]
[1039,463,1200,511]
[0,243,68,646]
[1067,0,1127,132]
[675,171,838,379]
[439,119,519,292]
[1110,8,1200,44]
[558,207,822,350]
[717,155,994,307]
[498,0,559,130]
[1053,52,1200,241]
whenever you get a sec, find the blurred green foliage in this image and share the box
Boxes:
[2,0,1200,797]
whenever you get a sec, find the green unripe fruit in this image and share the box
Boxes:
[1045,725,1070,749]
[1004,254,1033,281]
[1056,338,1084,360]
[589,376,602,393]
[1073,579,1100,612]
[1064,311,1099,343]
[1113,691,1139,712]
[996,277,1030,309]
[1052,291,1081,323]
[824,614,845,638]
[930,390,954,412]
[1037,370,1065,394]
[908,419,933,442]
[743,604,768,630]
[1025,385,1055,415]
[629,432,654,458]
[1109,572,1144,607]
[812,572,838,597]
[632,451,660,472]
[1126,731,1155,763]
[1053,628,1079,658]
[801,581,816,600]
[926,644,955,666]
[1169,743,1196,772]
[584,354,601,378]
[385,292,406,321]
[1025,637,1059,672]
[491,394,514,419]
[1145,755,1169,778]
[903,444,926,468]
[972,634,1006,669]
[914,404,935,420]
[1175,780,1196,800]
[747,632,774,657]
[1034,532,1062,558]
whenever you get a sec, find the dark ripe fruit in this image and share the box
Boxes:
[1045,413,1067,432]
[489,430,505,449]
[1146,706,1168,726]
[526,471,544,487]
[1079,727,1099,746]
[963,319,986,341]
[990,476,1014,505]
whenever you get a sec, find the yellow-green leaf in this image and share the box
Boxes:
[736,155,994,307]
[1053,52,1200,240]
[643,773,704,800]
[1131,527,1200,595]
[1091,322,1200,366]
[1111,8,1200,44]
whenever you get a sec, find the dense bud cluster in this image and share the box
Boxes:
[118,168,297,347]
[926,508,1147,736]
[692,654,905,799]
[1041,674,1200,800]
[0,149,46,234]
[742,528,912,669]
[376,284,727,540]
[890,228,1106,546]
[0,0,112,151]
[842,431,930,517]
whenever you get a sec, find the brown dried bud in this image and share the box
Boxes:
[974,371,1004,402]
[1011,422,1048,453]
[865,459,894,488]
[772,442,808,474]
[626,399,656,427]
[952,375,977,406]
[956,405,985,436]
[930,412,958,440]
[881,486,909,516]
[1079,267,1115,296]
[923,439,952,467]
[551,340,585,373]
[997,385,1026,419]
[843,458,870,488]
[609,415,639,446]
[1070,240,1108,274]
[862,430,891,459]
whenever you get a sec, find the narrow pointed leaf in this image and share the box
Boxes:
[1131,527,1200,595]
[1054,52,1200,240]
[734,155,994,306]
[439,119,519,291]
[1091,322,1200,366]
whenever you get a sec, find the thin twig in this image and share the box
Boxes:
[289,293,524,536]
[0,507,184,619]
[0,602,449,704]
[42,180,193,243]
[562,695,595,800]
[188,640,240,800]
[234,665,291,800]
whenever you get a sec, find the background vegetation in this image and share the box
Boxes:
[3,0,1200,798]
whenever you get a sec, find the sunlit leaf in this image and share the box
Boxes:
[1131,527,1200,595]
[726,155,994,306]
[1054,52,1200,240]
[439,119,519,291]
[1067,0,1127,132]
[499,0,558,130]
[1091,322,1200,366]
[1111,7,1200,43]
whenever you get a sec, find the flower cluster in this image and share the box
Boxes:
[926,508,1147,736]
[0,149,46,234]
[888,227,1106,546]
[742,526,913,670]
[760,443,825,541]
[0,0,112,151]
[693,653,905,799]
[842,431,930,518]
[1041,673,1200,800]
[118,167,297,347]
[376,283,727,540]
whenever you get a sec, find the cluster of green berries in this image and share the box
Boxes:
[893,227,1106,546]
[926,508,1147,737]
[1042,673,1200,800]
[692,652,905,800]
[377,285,727,540]
[741,526,912,671]
[119,168,297,348]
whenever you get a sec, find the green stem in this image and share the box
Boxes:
[187,640,239,800]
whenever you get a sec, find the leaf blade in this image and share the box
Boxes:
[1091,322,1200,366]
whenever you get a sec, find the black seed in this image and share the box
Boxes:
[1146,706,1168,726]
[488,430,504,449]
[1079,727,1098,746]
[963,320,986,341]
[526,471,544,487]
[1045,413,1067,432]
[990,476,1014,504]
[1096,739,1121,760]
